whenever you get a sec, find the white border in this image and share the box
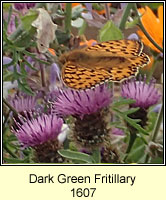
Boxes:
[1,1,165,166]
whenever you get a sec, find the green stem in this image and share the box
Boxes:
[3,98,18,116]
[145,103,163,163]
[151,103,163,142]
[124,132,137,162]
[65,3,72,35]
[119,3,133,30]
[146,58,158,83]
[133,3,163,53]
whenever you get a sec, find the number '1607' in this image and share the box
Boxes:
[71,188,96,197]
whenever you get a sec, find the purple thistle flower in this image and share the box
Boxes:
[12,114,63,148]
[26,3,36,9]
[14,3,26,10]
[45,89,60,102]
[121,77,161,109]
[53,84,113,119]
[14,3,36,11]
[8,95,37,113]
[53,84,113,147]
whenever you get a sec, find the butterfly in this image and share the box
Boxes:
[59,39,150,90]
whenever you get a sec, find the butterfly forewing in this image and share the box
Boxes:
[85,40,143,57]
[60,39,150,90]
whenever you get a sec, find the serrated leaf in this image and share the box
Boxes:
[113,108,149,135]
[17,79,34,95]
[99,20,123,42]
[58,150,93,163]
[20,62,27,76]
[13,27,36,48]
[112,97,136,107]
[123,107,140,115]
[23,50,50,65]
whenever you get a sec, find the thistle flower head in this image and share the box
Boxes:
[52,84,113,147]
[121,76,161,109]
[14,3,36,11]
[12,114,63,148]
[8,94,37,113]
[53,84,113,119]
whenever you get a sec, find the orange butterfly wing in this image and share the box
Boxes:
[61,40,150,90]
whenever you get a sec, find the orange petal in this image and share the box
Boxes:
[48,48,56,56]
[137,6,163,52]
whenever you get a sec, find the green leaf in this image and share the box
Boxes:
[140,3,163,9]
[7,5,13,25]
[3,157,30,163]
[17,79,34,96]
[20,53,37,71]
[113,107,149,135]
[71,17,84,28]
[99,20,123,42]
[3,70,13,81]
[126,138,146,163]
[78,20,87,35]
[91,148,101,163]
[3,50,18,68]
[126,17,139,29]
[23,50,50,65]
[146,110,158,132]
[21,10,38,31]
[3,3,12,11]
[58,150,93,163]
[72,5,85,20]
[123,108,140,115]
[55,29,70,45]
[13,27,36,48]
[20,61,27,76]
[150,157,163,164]
[7,134,17,142]
[112,97,136,107]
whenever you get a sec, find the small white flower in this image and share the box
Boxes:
[58,124,70,143]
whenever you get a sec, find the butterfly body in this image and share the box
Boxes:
[59,40,150,90]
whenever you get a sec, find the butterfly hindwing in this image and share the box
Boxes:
[62,61,140,89]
